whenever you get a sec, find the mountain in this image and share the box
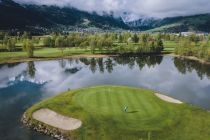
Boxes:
[126,14,210,32]
[1,0,210,33]
[0,0,49,29]
[0,0,128,32]
[125,17,160,30]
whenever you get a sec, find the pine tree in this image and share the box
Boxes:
[132,34,139,43]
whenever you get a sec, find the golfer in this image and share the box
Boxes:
[124,106,128,112]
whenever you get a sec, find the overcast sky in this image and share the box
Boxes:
[14,0,210,20]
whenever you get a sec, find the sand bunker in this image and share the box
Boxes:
[32,108,82,131]
[155,93,183,104]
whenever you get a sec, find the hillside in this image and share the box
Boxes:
[0,0,128,31]
[0,0,50,29]
[1,0,210,33]
[127,14,210,32]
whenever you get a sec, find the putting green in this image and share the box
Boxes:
[73,86,179,130]
[25,85,210,140]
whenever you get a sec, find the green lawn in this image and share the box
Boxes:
[0,47,119,64]
[0,47,92,64]
[163,41,176,53]
[0,47,90,57]
[26,85,210,140]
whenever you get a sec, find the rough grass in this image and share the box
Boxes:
[26,85,210,140]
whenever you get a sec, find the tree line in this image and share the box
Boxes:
[0,32,34,57]
[0,31,164,58]
[173,34,210,61]
[40,32,164,54]
[1,31,210,61]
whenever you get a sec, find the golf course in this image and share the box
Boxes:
[24,85,210,140]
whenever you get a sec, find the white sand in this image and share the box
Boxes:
[32,108,82,131]
[155,93,183,104]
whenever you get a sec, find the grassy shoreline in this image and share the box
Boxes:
[0,47,119,64]
[1,52,210,66]
[23,85,210,140]
[0,54,118,65]
[0,41,209,65]
[165,53,210,65]
[0,40,171,64]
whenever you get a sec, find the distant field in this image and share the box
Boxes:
[163,41,176,53]
[0,48,91,63]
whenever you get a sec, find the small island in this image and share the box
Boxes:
[22,85,210,140]
[1,0,210,139]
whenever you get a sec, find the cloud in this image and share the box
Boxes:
[14,0,210,20]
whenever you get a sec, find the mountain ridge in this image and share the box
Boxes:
[1,0,210,33]
[0,0,128,32]
[126,14,210,32]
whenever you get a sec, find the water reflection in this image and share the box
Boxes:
[27,62,36,78]
[75,56,163,74]
[174,57,210,80]
[0,56,209,98]
[0,55,210,140]
[0,81,50,140]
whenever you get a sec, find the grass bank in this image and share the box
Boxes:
[166,53,210,65]
[24,85,210,140]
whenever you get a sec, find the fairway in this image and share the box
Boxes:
[25,85,210,140]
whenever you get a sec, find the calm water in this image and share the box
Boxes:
[0,56,210,140]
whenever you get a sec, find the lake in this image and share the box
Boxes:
[0,55,210,140]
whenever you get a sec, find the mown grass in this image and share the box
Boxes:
[163,41,176,53]
[0,47,119,64]
[26,85,210,140]
[0,47,93,64]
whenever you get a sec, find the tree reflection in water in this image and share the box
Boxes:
[174,57,210,80]
[27,62,36,78]
[77,55,163,73]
